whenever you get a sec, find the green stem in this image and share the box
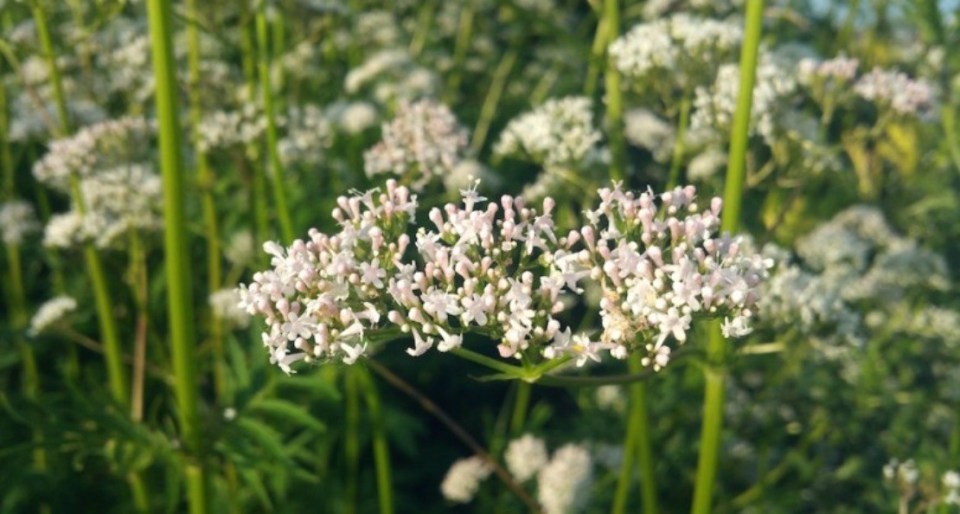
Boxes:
[408,0,437,58]
[186,0,227,404]
[470,50,518,155]
[146,1,207,513]
[32,4,71,135]
[612,355,658,514]
[256,6,294,243]
[584,16,608,98]
[344,370,360,514]
[445,0,476,101]
[508,382,531,436]
[691,1,763,511]
[358,368,395,514]
[666,95,692,190]
[0,61,13,198]
[603,0,626,182]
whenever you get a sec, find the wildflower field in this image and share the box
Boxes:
[2,0,960,512]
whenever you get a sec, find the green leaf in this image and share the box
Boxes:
[239,468,274,511]
[247,398,327,433]
[233,417,295,467]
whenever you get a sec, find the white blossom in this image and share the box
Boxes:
[440,456,492,503]
[504,434,549,482]
[0,200,40,245]
[29,296,78,336]
[537,444,593,514]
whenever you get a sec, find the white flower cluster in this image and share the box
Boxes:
[363,99,468,191]
[797,55,859,85]
[32,117,152,192]
[494,96,601,168]
[610,14,742,87]
[760,206,952,364]
[197,105,267,152]
[29,296,78,336]
[537,444,593,514]
[440,456,491,503]
[504,434,549,482]
[884,458,919,485]
[623,108,675,163]
[0,200,40,245]
[279,104,333,167]
[552,184,771,368]
[327,101,379,135]
[690,51,797,144]
[344,49,438,104]
[209,289,252,328]
[239,180,769,374]
[945,471,960,506]
[854,67,934,116]
[44,164,164,249]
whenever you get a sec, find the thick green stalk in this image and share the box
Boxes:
[186,0,227,403]
[690,2,764,514]
[359,368,395,514]
[146,1,208,513]
[508,382,531,436]
[256,6,294,243]
[612,354,658,514]
[603,0,626,182]
[32,4,71,135]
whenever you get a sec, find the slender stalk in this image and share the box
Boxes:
[602,0,626,182]
[508,382,531,436]
[445,0,476,101]
[32,4,71,134]
[584,16,608,97]
[666,95,692,190]
[358,368,395,514]
[186,0,227,403]
[366,360,543,513]
[128,232,149,423]
[690,2,764,514]
[470,50,518,154]
[146,1,208,513]
[612,355,658,514]
[408,0,437,58]
[344,370,360,514]
[256,5,294,242]
[70,176,129,406]
[0,61,13,198]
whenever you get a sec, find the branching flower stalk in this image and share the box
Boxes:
[358,367,395,514]
[256,2,294,243]
[146,0,208,512]
[690,2,765,514]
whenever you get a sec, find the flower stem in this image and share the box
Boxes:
[690,3,764,514]
[508,382,531,436]
[358,367,395,514]
[344,370,360,514]
[612,354,658,514]
[470,49,518,155]
[256,5,294,243]
[366,360,543,513]
[666,95,692,190]
[603,0,626,182]
[146,0,208,512]
[32,4,71,135]
[445,0,476,102]
[186,0,228,404]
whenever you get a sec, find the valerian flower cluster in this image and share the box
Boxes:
[239,180,771,374]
